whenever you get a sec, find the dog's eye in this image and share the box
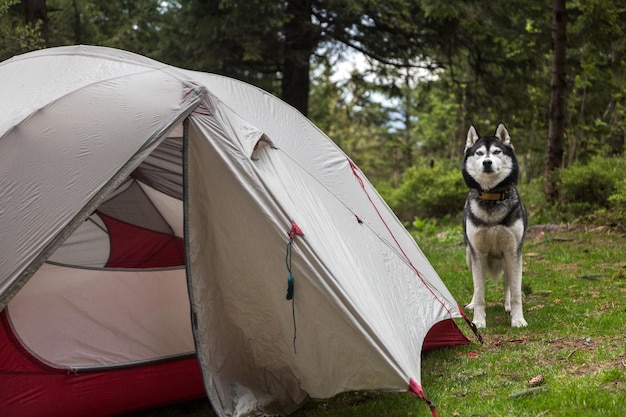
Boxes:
[492,150,501,155]
[476,151,485,156]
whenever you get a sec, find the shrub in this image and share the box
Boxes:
[608,177,626,206]
[517,177,561,225]
[607,177,626,223]
[380,160,466,222]
[377,155,626,226]
[558,156,626,215]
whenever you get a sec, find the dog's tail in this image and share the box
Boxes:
[466,248,504,282]
[486,257,504,282]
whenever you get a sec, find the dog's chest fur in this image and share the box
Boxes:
[465,214,525,257]
[465,193,525,253]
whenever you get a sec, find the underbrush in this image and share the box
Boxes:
[519,156,626,226]
[382,155,626,229]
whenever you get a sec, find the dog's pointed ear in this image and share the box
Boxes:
[495,123,512,146]
[465,125,480,150]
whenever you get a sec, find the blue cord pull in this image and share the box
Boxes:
[285,221,303,354]
[286,273,294,300]
[285,221,303,301]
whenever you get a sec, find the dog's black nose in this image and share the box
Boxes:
[483,159,492,168]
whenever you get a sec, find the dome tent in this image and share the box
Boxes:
[0,45,472,417]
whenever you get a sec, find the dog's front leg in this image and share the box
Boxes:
[469,253,487,328]
[503,277,511,313]
[504,254,527,328]
[465,246,477,310]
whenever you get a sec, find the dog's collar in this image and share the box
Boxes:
[478,190,510,201]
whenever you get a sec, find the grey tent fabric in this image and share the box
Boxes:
[0,45,470,417]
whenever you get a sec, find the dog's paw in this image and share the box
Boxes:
[511,317,528,328]
[472,319,486,329]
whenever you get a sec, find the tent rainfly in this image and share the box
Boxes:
[0,45,475,417]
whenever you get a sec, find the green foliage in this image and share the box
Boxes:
[411,216,439,236]
[411,82,465,161]
[608,177,626,207]
[0,0,18,14]
[379,155,626,228]
[49,0,170,57]
[2,0,626,225]
[566,0,626,162]
[557,156,626,216]
[155,0,286,94]
[411,216,464,246]
[510,156,626,224]
[516,177,558,225]
[309,63,400,184]
[0,0,44,60]
[380,159,466,221]
[411,1,550,164]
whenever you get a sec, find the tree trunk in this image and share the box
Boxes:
[71,0,82,44]
[281,0,315,116]
[544,0,567,201]
[403,70,414,170]
[22,0,48,46]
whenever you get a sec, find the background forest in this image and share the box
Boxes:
[2,0,626,227]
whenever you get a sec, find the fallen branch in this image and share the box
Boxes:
[565,349,577,361]
[508,386,548,399]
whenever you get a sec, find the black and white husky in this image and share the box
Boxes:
[462,123,528,328]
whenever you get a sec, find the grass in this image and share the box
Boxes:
[128,224,626,417]
[416,224,626,417]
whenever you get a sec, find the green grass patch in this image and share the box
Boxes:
[127,226,626,417]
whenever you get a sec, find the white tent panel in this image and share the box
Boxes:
[7,263,193,368]
[0,60,186,300]
[47,215,111,267]
[185,106,457,414]
[185,72,458,305]
[0,48,167,134]
[138,181,184,238]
